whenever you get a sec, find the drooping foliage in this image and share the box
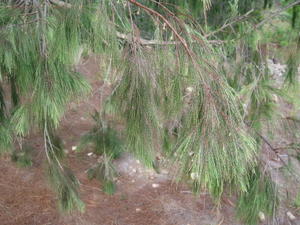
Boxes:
[1,0,299,224]
[79,111,122,194]
[0,0,105,212]
[236,168,278,225]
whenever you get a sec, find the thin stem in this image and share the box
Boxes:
[254,0,300,29]
[127,0,195,59]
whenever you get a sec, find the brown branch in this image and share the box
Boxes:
[127,0,195,59]
[285,116,300,123]
[125,0,226,86]
[273,144,300,151]
[116,31,223,45]
[149,0,207,36]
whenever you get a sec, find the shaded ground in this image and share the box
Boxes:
[2,55,299,225]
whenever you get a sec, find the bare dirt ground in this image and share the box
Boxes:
[1,55,294,225]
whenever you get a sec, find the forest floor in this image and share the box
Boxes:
[0,55,300,225]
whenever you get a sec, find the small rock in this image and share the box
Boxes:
[268,160,283,169]
[161,169,168,175]
[136,160,140,164]
[287,211,296,221]
[97,156,103,162]
[152,183,160,188]
[186,87,194,93]
[278,154,289,164]
[190,172,199,180]
[272,58,279,64]
[272,94,278,103]
[131,179,135,183]
[72,146,77,151]
[64,149,69,154]
[132,169,137,173]
[135,208,141,212]
[87,152,93,157]
[188,151,194,156]
[258,211,265,222]
[180,190,193,194]
[149,176,155,180]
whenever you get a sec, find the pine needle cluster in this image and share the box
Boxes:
[79,111,122,194]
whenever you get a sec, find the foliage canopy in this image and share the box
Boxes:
[1,0,300,224]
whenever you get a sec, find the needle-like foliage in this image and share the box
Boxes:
[0,1,296,222]
[236,168,278,225]
[79,111,122,194]
[80,111,123,159]
[0,0,109,212]
[87,154,118,195]
[109,46,162,167]
[45,125,85,212]
[48,162,85,212]
[103,4,258,202]
[11,144,33,167]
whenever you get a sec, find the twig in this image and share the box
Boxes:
[272,140,300,151]
[127,0,194,59]
[0,19,42,31]
[44,123,64,171]
[1,1,223,46]
[205,9,254,38]
[285,116,300,123]
[254,0,300,29]
[246,123,300,183]
[273,145,300,151]
[126,1,223,87]
[116,31,223,45]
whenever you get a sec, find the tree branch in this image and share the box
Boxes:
[285,116,300,123]
[205,9,254,38]
[127,0,195,59]
[116,31,223,45]
[246,122,300,183]
[254,0,300,29]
